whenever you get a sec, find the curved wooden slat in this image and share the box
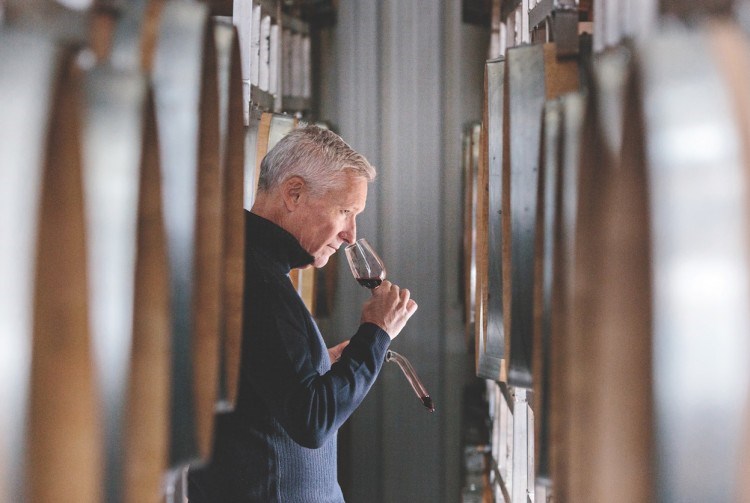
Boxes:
[0,29,66,503]
[547,91,587,503]
[215,18,246,409]
[28,45,103,503]
[123,88,171,503]
[193,11,223,467]
[586,54,653,503]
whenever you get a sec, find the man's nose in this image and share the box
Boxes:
[341,219,356,245]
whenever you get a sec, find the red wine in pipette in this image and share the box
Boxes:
[356,277,383,289]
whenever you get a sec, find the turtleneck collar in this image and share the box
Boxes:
[247,211,314,272]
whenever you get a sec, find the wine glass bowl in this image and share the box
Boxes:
[345,239,386,289]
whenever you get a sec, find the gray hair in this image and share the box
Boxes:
[257,125,376,196]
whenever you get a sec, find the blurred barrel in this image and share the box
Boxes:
[81,5,174,501]
[711,18,750,503]
[633,21,750,502]
[214,17,246,408]
[504,43,579,389]
[0,30,102,503]
[150,0,222,465]
[81,61,147,502]
[562,42,654,503]
[545,90,587,503]
[81,14,173,496]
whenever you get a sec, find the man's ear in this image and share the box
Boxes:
[281,176,306,211]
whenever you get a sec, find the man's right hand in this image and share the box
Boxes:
[360,280,418,340]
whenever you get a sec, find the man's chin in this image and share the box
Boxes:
[316,257,332,268]
[312,250,335,268]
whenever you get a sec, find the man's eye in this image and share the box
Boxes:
[341,209,351,215]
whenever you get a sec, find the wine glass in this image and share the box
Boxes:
[344,239,386,289]
[344,238,434,412]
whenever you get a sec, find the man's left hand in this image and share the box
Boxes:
[328,339,350,363]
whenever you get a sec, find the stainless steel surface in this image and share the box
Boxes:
[479,57,506,382]
[0,28,61,503]
[639,26,750,502]
[5,0,90,43]
[152,0,214,466]
[527,0,579,56]
[81,60,148,501]
[550,9,579,58]
[506,43,546,388]
[528,0,554,30]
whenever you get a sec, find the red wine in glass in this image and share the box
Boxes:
[356,277,383,289]
[345,239,386,290]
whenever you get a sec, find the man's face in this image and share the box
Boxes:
[290,172,368,268]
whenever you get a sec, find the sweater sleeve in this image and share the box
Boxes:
[244,282,391,449]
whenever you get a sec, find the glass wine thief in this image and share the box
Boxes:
[345,238,434,413]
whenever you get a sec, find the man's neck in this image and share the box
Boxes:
[251,191,292,235]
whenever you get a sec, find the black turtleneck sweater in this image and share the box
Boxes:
[189,212,391,502]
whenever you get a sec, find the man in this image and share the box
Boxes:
[189,126,418,501]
